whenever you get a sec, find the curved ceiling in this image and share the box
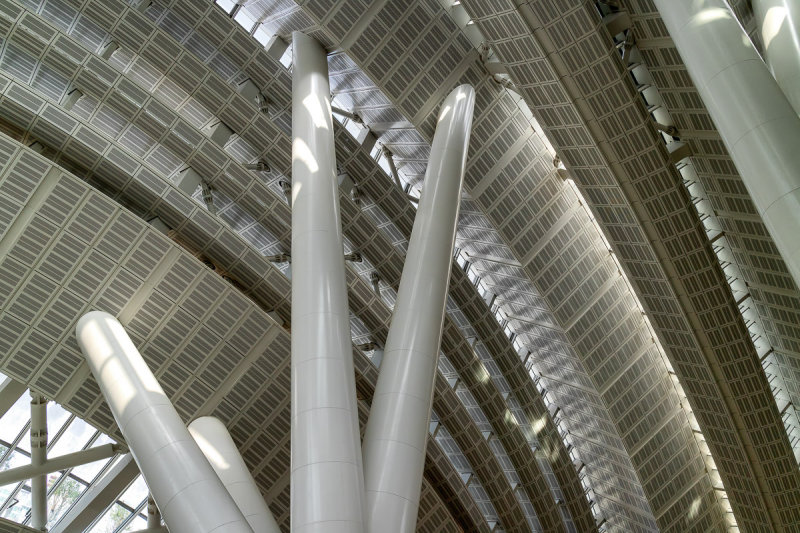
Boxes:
[0,0,798,532]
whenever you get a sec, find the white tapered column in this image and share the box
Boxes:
[188,417,281,533]
[30,393,47,531]
[291,31,365,533]
[753,0,800,114]
[655,0,800,290]
[75,311,253,533]
[361,84,475,533]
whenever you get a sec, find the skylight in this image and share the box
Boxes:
[0,373,150,533]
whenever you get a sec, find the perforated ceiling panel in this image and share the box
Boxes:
[457,0,800,531]
[0,135,478,533]
[1,1,607,530]
[0,2,529,529]
[6,0,799,532]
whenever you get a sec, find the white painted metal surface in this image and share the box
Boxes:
[76,311,253,533]
[361,84,475,533]
[753,0,800,114]
[189,416,281,533]
[0,444,119,486]
[29,394,47,531]
[655,0,800,290]
[290,31,365,533]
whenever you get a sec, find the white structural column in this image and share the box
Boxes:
[75,311,253,533]
[753,0,800,114]
[147,496,160,528]
[188,417,281,533]
[30,393,47,531]
[290,31,365,533]
[654,0,800,290]
[361,84,475,533]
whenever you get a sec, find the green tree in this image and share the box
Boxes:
[47,476,82,525]
[105,504,129,533]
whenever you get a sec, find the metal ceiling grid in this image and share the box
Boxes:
[289,1,698,531]
[0,16,526,530]
[0,136,483,533]
[128,2,596,528]
[7,0,792,528]
[278,2,680,528]
[0,6,478,532]
[0,132,279,470]
[0,82,490,533]
[625,0,800,447]
[222,4,608,528]
[0,14,488,528]
[0,54,512,533]
[459,0,800,530]
[3,1,680,528]
[457,218,651,496]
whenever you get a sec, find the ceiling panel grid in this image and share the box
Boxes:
[0,134,486,533]
[128,2,600,528]
[625,0,800,452]
[31,0,660,528]
[284,4,708,532]
[291,1,720,531]
[0,81,492,533]
[0,28,527,528]
[0,12,490,524]
[459,0,800,530]
[1,0,768,528]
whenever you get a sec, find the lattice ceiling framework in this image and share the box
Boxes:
[0,0,586,530]
[2,0,799,532]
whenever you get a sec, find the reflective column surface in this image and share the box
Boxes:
[655,0,800,291]
[189,416,281,533]
[76,311,253,533]
[361,84,475,533]
[753,0,800,114]
[290,31,365,533]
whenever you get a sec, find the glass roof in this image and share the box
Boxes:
[0,373,149,533]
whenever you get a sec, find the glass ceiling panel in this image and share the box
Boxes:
[48,419,96,459]
[0,372,134,533]
[0,395,30,444]
[47,476,88,528]
[72,434,117,485]
[1,485,30,524]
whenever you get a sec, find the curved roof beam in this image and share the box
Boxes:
[0,4,571,529]
[458,0,800,530]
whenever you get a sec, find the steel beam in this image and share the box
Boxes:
[0,444,121,486]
